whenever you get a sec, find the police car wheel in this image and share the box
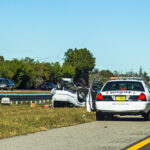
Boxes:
[96,111,104,121]
[143,111,150,121]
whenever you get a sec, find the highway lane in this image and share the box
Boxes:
[0,116,150,150]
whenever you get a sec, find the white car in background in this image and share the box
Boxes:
[87,77,150,121]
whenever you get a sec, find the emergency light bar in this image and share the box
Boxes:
[109,77,143,80]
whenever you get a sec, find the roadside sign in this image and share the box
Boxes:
[1,97,11,105]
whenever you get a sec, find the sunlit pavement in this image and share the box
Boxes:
[0,116,150,150]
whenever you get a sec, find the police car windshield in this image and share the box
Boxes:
[102,81,145,92]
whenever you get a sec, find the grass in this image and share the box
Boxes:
[0,90,50,94]
[0,104,95,139]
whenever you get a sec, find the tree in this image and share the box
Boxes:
[62,64,75,78]
[33,62,52,88]
[90,69,114,83]
[63,48,95,85]
[99,70,114,78]
[139,66,143,77]
[92,68,99,74]
[143,72,149,83]
[22,57,35,65]
[138,67,149,82]
[51,62,62,83]
[10,59,35,89]
[0,56,4,63]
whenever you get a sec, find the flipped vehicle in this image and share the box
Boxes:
[51,78,90,107]
[87,77,150,121]
[41,82,56,90]
[0,78,15,90]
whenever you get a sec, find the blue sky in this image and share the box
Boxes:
[0,0,150,74]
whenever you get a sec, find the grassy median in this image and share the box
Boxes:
[0,90,50,94]
[0,104,95,139]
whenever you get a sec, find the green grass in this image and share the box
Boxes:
[0,105,95,139]
[0,90,50,94]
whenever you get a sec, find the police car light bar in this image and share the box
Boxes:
[109,77,143,80]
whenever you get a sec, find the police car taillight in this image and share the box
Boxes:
[97,93,104,100]
[138,93,146,101]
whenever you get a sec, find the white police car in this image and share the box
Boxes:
[87,77,150,121]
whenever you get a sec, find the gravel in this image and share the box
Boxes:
[0,116,150,150]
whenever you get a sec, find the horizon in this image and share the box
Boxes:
[0,54,145,76]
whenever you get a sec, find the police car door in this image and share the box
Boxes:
[87,81,102,112]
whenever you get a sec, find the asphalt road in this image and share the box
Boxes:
[0,116,150,150]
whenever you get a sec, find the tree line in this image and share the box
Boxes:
[0,48,149,89]
[0,48,95,89]
[89,67,150,84]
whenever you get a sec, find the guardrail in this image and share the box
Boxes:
[0,94,52,104]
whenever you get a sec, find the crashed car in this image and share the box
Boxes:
[51,78,90,107]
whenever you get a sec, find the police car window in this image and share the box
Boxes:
[102,81,145,92]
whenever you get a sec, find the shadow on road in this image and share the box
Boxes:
[102,115,145,122]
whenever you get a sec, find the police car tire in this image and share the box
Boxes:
[96,111,104,121]
[143,111,150,121]
[104,114,113,120]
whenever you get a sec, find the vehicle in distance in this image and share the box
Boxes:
[41,82,56,90]
[0,78,15,90]
[87,77,150,121]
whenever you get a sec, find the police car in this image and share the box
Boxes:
[87,77,150,121]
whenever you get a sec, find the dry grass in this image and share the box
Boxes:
[0,105,95,139]
[0,90,50,94]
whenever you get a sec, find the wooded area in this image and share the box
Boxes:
[0,48,149,89]
[0,48,95,89]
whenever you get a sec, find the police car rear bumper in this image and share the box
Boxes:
[96,101,150,114]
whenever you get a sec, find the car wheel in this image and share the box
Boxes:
[53,101,64,107]
[96,111,104,121]
[57,80,64,90]
[105,114,113,120]
[53,101,58,107]
[77,78,86,87]
[77,88,87,103]
[143,111,150,121]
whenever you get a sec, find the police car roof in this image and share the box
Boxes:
[109,77,144,82]
[108,77,144,82]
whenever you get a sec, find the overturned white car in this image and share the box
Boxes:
[51,78,88,107]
